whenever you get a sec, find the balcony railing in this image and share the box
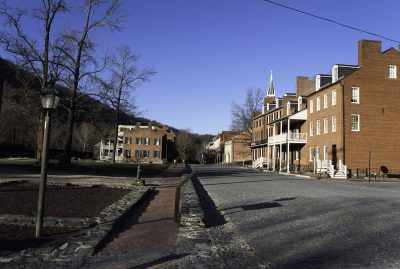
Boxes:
[269,132,307,144]
[251,139,268,147]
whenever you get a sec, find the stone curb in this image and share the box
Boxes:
[0,185,153,268]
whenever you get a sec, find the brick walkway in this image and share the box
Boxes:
[82,165,183,269]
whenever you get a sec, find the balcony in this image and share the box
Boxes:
[268,132,307,144]
[251,139,268,147]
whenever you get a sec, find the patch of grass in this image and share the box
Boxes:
[0,158,168,177]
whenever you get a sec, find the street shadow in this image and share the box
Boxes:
[191,176,227,228]
[223,197,298,215]
[202,177,296,186]
[242,202,282,210]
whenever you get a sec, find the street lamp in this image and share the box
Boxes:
[36,81,60,238]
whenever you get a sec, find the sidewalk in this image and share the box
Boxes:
[81,165,184,269]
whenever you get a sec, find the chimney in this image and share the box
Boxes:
[358,40,381,66]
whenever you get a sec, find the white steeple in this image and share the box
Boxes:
[267,71,275,97]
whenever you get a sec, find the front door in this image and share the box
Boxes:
[332,144,337,169]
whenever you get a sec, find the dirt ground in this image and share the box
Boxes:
[0,181,132,252]
[0,181,131,217]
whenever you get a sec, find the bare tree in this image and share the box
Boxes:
[75,122,95,153]
[55,0,125,164]
[230,88,264,135]
[0,0,67,159]
[176,129,195,162]
[99,46,155,163]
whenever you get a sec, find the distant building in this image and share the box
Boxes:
[251,40,400,178]
[98,123,176,163]
[205,131,237,163]
[224,132,252,164]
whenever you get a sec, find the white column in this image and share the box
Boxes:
[272,123,276,171]
[279,121,283,172]
[287,118,291,173]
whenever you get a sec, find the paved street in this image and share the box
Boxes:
[194,164,400,269]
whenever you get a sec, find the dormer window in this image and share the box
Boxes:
[315,75,321,91]
[389,65,397,78]
[298,96,302,111]
[332,65,338,83]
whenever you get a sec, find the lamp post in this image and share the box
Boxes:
[36,81,60,238]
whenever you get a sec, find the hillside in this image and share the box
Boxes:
[0,57,179,156]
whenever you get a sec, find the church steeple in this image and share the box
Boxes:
[267,71,275,97]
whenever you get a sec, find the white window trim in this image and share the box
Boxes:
[324,146,328,161]
[389,65,397,79]
[351,114,360,131]
[323,93,328,109]
[332,115,337,132]
[309,147,314,161]
[332,89,337,106]
[316,96,321,111]
[351,87,360,104]
[324,118,328,134]
[310,99,314,114]
[316,147,321,161]
[310,122,314,136]
[316,120,321,135]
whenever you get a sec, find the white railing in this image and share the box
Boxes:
[328,160,335,177]
[338,160,347,176]
[268,132,307,144]
[253,157,265,168]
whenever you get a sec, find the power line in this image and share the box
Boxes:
[264,0,400,44]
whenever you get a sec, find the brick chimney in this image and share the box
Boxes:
[358,40,381,66]
[296,76,314,97]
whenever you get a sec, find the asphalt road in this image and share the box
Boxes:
[194,164,400,269]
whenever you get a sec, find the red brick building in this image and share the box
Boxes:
[251,40,400,178]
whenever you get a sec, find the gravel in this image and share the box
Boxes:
[194,164,400,269]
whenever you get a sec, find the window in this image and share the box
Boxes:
[323,93,328,109]
[125,149,131,158]
[316,120,321,135]
[135,150,141,158]
[351,87,360,103]
[324,118,328,133]
[323,146,328,161]
[124,137,131,144]
[310,147,314,161]
[154,151,160,158]
[332,116,337,132]
[332,89,337,106]
[310,99,314,113]
[316,147,321,161]
[351,114,360,131]
[142,150,149,158]
[287,101,291,115]
[310,122,314,136]
[389,65,397,78]
[316,96,321,111]
[154,138,161,146]
[141,138,150,145]
[136,137,141,145]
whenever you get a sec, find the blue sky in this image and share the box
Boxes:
[2,0,400,134]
